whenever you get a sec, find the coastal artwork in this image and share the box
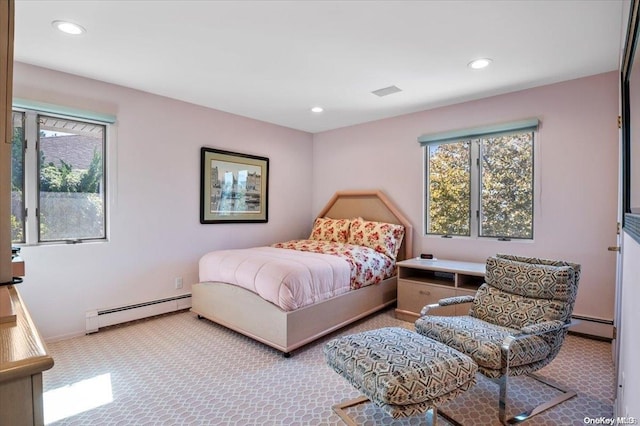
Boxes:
[209,159,262,214]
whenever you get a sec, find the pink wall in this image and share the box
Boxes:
[13,62,314,340]
[11,60,619,337]
[312,72,619,323]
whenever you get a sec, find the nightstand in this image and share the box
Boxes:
[395,258,485,322]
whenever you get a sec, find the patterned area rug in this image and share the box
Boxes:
[42,307,614,425]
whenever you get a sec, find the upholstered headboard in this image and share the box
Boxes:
[316,190,413,261]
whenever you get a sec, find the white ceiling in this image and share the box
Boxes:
[14,0,627,134]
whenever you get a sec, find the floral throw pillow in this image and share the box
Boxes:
[348,217,405,260]
[309,217,351,243]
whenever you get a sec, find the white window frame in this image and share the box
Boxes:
[12,106,113,246]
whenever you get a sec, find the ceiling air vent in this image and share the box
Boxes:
[371,85,402,97]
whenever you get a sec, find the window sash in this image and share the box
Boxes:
[37,114,107,243]
[425,141,471,236]
[478,132,534,239]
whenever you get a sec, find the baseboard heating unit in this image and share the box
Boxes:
[85,294,191,334]
[570,314,614,340]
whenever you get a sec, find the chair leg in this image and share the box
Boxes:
[438,408,464,426]
[496,373,578,425]
[332,396,368,426]
[331,396,460,426]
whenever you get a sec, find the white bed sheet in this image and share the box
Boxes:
[199,246,351,311]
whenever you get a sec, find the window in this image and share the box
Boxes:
[11,109,108,244]
[421,120,537,240]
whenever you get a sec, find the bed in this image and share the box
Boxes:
[191,190,413,356]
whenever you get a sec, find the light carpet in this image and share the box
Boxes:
[42,307,614,425]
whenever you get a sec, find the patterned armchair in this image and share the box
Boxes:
[414,254,581,425]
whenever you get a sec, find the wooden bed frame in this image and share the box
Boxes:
[191,190,413,356]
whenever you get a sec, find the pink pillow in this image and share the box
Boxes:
[309,217,351,243]
[348,217,405,260]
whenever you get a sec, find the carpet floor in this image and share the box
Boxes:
[42,307,614,425]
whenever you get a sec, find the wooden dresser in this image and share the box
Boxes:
[0,285,54,426]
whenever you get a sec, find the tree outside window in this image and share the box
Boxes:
[427,141,471,236]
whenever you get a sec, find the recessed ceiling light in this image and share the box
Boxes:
[311,106,324,113]
[52,20,86,35]
[468,58,492,70]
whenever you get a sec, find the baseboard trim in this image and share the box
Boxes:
[570,314,614,340]
[86,294,192,334]
[568,330,612,342]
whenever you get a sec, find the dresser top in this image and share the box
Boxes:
[397,258,486,276]
[0,286,54,383]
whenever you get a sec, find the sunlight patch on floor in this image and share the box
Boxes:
[44,373,113,424]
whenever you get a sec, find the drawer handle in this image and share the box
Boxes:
[419,290,431,296]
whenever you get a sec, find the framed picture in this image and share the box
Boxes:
[200,147,269,224]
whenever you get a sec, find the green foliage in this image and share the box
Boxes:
[11,123,25,243]
[11,126,24,192]
[480,134,533,238]
[427,142,471,235]
[40,160,71,192]
[40,150,102,194]
[11,214,23,242]
[79,150,103,193]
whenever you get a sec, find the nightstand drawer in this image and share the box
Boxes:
[397,280,456,316]
[395,258,485,321]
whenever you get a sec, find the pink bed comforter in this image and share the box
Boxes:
[199,240,394,311]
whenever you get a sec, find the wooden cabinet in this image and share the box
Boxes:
[0,286,54,426]
[395,258,485,322]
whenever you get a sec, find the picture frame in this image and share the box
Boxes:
[200,147,269,224]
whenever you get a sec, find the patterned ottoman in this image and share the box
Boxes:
[324,327,477,425]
